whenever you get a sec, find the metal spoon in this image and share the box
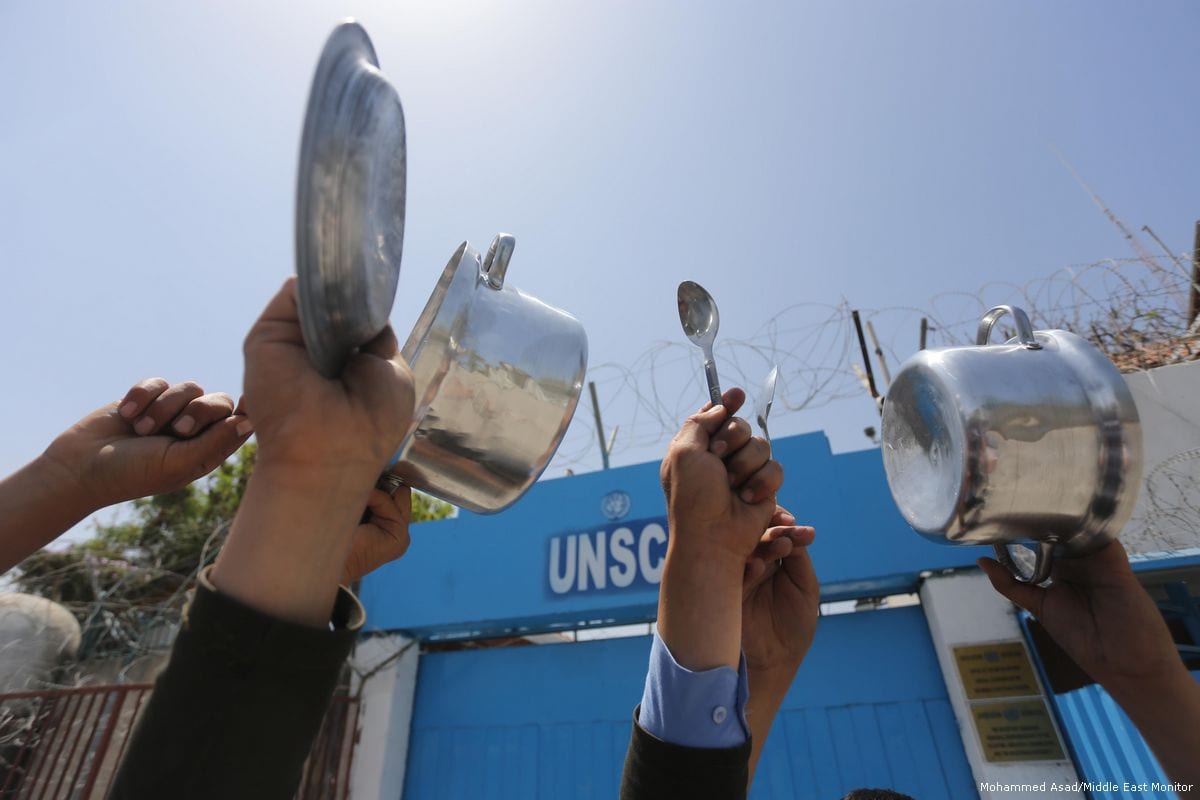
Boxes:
[756,365,779,443]
[677,281,723,406]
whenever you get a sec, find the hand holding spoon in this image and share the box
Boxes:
[677,281,723,407]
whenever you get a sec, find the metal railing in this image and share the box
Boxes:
[0,684,358,800]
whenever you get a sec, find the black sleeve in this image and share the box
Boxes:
[619,706,751,800]
[108,567,363,800]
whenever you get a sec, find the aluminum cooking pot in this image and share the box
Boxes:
[379,234,588,514]
[881,305,1142,583]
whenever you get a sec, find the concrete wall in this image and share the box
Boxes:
[1122,360,1200,555]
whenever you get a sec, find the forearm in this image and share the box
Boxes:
[211,464,370,627]
[657,542,744,671]
[1105,666,1200,796]
[0,453,96,573]
[746,664,795,783]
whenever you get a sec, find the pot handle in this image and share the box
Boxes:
[993,539,1056,584]
[481,233,516,290]
[977,305,1041,350]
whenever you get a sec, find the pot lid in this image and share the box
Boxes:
[295,20,407,377]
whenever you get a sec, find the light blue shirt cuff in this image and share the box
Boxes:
[637,631,750,748]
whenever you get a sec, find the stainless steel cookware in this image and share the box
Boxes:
[677,282,724,407]
[381,234,588,514]
[295,20,406,378]
[881,305,1142,583]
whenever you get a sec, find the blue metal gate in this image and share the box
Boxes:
[402,605,977,799]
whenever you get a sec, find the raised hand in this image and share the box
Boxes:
[740,508,819,781]
[981,542,1200,794]
[43,378,251,511]
[979,541,1181,692]
[660,387,782,563]
[342,485,412,585]
[1,378,249,574]
[741,509,819,676]
[657,387,784,672]
[210,277,415,627]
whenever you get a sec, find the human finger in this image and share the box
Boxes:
[780,534,819,594]
[171,392,236,437]
[686,387,746,437]
[727,437,774,491]
[117,377,170,421]
[737,458,783,505]
[360,324,399,361]
[770,506,796,527]
[244,277,306,352]
[978,557,1045,618]
[709,415,752,458]
[132,381,205,436]
[166,415,254,484]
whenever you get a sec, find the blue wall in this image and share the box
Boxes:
[361,432,994,639]
[402,606,978,799]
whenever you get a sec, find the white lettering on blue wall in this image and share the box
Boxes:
[578,531,606,591]
[548,535,576,594]
[638,523,666,583]
[547,517,669,597]
[608,527,636,588]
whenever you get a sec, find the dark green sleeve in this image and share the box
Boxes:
[619,705,751,800]
[109,567,363,800]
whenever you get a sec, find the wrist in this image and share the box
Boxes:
[32,448,101,517]
[749,660,800,699]
[210,466,368,628]
[1103,658,1194,710]
[666,513,755,567]
[657,545,744,671]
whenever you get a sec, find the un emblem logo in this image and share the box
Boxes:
[601,490,631,521]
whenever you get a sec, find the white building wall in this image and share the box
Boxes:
[921,572,1084,800]
[348,634,419,800]
[1121,360,1200,555]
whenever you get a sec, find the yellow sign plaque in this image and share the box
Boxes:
[953,641,1041,700]
[971,700,1066,763]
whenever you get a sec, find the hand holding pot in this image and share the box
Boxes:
[241,277,414,480]
[211,277,415,627]
[980,543,1200,791]
[979,542,1180,692]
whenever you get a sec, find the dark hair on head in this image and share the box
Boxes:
[842,790,916,800]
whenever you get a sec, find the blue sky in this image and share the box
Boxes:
[2,1,1197,536]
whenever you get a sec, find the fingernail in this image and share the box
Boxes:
[173,415,195,435]
[779,511,796,524]
[740,488,755,503]
[119,401,138,419]
[134,417,155,435]
[710,440,727,457]
[236,420,254,437]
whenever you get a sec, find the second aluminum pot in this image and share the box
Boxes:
[381,234,588,514]
[881,305,1142,583]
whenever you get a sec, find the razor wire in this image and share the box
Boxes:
[548,253,1199,475]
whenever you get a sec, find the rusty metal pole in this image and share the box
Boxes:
[588,381,610,470]
[1191,220,1200,328]
[851,310,881,408]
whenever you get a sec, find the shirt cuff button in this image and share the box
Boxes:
[711,705,728,725]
